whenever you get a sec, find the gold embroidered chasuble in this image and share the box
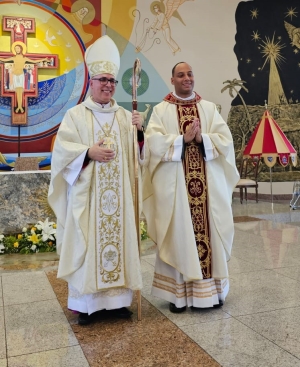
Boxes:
[165,93,211,279]
[143,94,240,281]
[48,97,143,294]
[94,113,126,289]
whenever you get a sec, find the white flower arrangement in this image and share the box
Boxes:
[0,219,147,255]
[0,218,56,255]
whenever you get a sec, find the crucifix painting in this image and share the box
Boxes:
[0,16,58,125]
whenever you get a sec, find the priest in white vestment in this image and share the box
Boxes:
[48,36,145,325]
[143,62,239,313]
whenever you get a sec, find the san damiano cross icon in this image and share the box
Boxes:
[0,16,59,125]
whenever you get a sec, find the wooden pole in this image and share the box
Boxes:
[132,59,142,321]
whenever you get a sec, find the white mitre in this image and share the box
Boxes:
[84,35,120,78]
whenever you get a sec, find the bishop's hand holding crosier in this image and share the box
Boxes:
[132,110,144,131]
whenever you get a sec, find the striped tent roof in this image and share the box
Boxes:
[243,110,297,167]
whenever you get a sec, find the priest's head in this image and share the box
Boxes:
[85,35,120,104]
[171,62,194,99]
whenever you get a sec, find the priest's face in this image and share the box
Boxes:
[171,63,194,98]
[90,73,117,104]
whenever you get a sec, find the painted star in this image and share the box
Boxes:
[250,9,258,19]
[258,67,261,70]
[298,62,300,67]
[252,73,256,77]
[294,49,299,54]
[278,36,282,40]
[285,7,298,20]
[291,90,294,94]
[246,58,251,63]
[260,35,286,69]
[252,30,260,41]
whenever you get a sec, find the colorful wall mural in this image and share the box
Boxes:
[2,0,298,186]
[228,0,300,182]
[0,0,100,169]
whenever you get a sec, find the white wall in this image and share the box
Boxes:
[132,0,247,120]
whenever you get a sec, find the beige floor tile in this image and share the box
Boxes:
[273,266,300,281]
[2,271,56,306]
[181,317,300,367]
[141,270,154,295]
[7,346,89,367]
[233,229,266,246]
[224,269,300,316]
[237,307,300,359]
[232,200,290,216]
[0,277,3,306]
[142,256,156,267]
[231,242,300,269]
[5,299,78,357]
[228,255,261,274]
[0,308,5,359]
[0,359,7,367]
[140,259,155,273]
[143,294,231,327]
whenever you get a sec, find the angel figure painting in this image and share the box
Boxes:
[284,21,300,49]
[135,0,194,55]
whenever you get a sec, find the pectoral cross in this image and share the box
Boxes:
[0,16,59,125]
[103,136,116,150]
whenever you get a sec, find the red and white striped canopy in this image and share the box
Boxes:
[243,110,297,167]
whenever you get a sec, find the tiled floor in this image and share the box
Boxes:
[1,198,300,366]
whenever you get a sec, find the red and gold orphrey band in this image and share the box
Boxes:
[164,93,211,279]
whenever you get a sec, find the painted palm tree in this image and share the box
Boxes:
[221,78,252,158]
[221,78,251,125]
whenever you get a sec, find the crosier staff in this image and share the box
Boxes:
[132,58,142,321]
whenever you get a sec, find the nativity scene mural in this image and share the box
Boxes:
[228,0,300,182]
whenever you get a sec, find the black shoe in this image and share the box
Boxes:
[108,307,133,319]
[78,312,95,325]
[169,303,186,313]
[191,300,224,311]
[213,300,224,308]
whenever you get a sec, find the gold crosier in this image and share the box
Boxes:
[132,58,142,321]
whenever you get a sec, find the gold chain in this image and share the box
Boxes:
[92,112,116,137]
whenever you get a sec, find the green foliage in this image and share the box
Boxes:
[140,220,149,241]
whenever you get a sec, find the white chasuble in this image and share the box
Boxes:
[49,98,143,299]
[93,111,126,290]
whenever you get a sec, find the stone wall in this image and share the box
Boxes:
[0,171,55,233]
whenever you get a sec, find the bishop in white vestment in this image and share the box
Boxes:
[48,36,145,325]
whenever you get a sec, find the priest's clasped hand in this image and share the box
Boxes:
[184,118,202,143]
[132,111,144,131]
[88,139,115,163]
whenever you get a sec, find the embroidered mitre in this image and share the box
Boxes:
[84,35,120,78]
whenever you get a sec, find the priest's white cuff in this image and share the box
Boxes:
[202,134,219,161]
[161,136,183,162]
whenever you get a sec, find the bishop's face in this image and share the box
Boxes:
[171,63,194,98]
[90,73,116,104]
